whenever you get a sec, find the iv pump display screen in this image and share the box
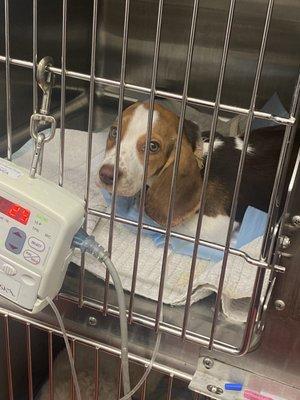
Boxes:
[0,196,31,225]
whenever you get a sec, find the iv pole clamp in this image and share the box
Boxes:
[29,56,56,178]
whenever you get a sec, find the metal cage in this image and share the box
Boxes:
[1,0,300,399]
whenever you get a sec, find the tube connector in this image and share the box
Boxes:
[71,227,131,397]
[72,228,109,263]
[71,227,90,249]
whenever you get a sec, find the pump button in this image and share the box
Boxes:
[21,275,36,286]
[23,250,40,265]
[28,237,45,253]
[0,263,17,276]
[5,227,26,254]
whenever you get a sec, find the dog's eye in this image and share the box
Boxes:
[109,127,118,140]
[149,141,160,153]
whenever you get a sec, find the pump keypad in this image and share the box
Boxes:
[5,227,26,254]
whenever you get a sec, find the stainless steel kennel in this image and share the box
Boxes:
[0,0,300,399]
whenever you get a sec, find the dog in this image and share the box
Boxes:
[98,101,286,245]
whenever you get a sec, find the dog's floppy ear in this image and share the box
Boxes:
[145,134,203,227]
[183,119,201,150]
[183,119,204,168]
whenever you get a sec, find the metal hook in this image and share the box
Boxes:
[29,56,56,178]
[29,132,46,178]
[36,56,55,115]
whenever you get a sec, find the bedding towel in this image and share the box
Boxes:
[13,127,270,322]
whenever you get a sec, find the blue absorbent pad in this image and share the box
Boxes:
[101,189,268,262]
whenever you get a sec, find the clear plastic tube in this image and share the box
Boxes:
[119,324,162,400]
[46,296,82,400]
[80,240,131,395]
[72,228,163,399]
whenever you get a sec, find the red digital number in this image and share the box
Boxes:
[8,205,21,218]
[19,209,30,224]
[0,196,31,225]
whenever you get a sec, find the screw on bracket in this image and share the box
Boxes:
[274,299,286,311]
[207,385,223,395]
[292,215,300,227]
[203,357,214,369]
[88,316,97,326]
[280,235,291,250]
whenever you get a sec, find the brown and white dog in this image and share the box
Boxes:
[98,101,285,245]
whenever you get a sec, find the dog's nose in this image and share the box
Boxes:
[99,164,121,185]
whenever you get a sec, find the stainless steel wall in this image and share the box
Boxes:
[0,0,93,150]
[1,0,300,147]
[98,0,300,110]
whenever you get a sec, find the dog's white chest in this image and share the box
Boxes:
[175,214,239,246]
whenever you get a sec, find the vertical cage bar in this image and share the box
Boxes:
[4,316,13,400]
[261,124,293,260]
[94,348,100,400]
[79,0,99,307]
[117,358,123,399]
[237,267,266,355]
[59,0,68,186]
[70,340,76,400]
[48,332,54,400]
[4,0,12,160]
[289,69,300,118]
[270,99,300,266]
[181,0,236,338]
[193,391,200,400]
[208,0,274,350]
[103,0,131,313]
[26,324,33,400]
[140,371,147,400]
[166,375,174,400]
[261,70,300,259]
[32,0,38,113]
[155,0,200,330]
[79,254,85,307]
[128,0,164,321]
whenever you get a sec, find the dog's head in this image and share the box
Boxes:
[99,101,203,226]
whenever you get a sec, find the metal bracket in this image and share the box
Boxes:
[29,56,56,179]
[189,356,300,399]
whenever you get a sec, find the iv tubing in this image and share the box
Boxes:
[72,228,163,399]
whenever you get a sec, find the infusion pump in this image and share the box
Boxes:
[0,158,85,313]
